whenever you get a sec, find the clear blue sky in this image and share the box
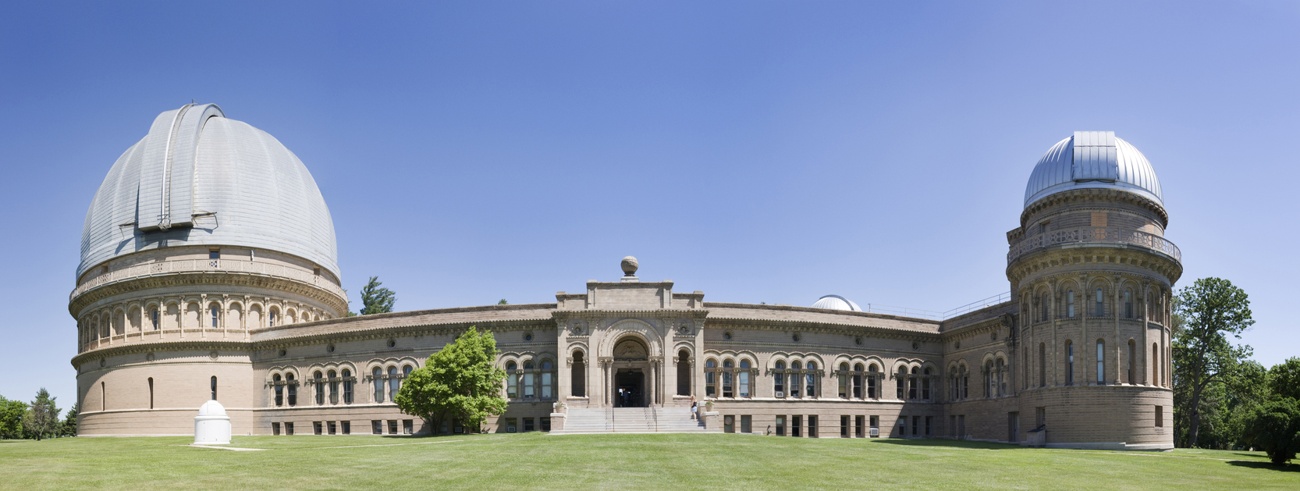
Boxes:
[2,1,1297,409]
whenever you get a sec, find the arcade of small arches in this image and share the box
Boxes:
[263,358,419,408]
[77,295,333,350]
[1021,277,1172,325]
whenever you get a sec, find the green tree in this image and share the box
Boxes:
[21,388,60,441]
[0,396,27,439]
[1242,397,1300,466]
[1173,278,1254,448]
[1269,357,1300,401]
[395,327,507,434]
[360,276,396,315]
[59,403,78,437]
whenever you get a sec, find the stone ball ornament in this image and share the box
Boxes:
[621,256,639,276]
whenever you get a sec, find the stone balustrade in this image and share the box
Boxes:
[1007,227,1181,264]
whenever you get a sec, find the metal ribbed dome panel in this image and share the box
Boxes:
[1023,131,1163,209]
[812,295,862,311]
[78,104,340,278]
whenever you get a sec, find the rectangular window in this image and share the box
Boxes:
[1036,407,1046,427]
[388,420,398,435]
[911,416,918,436]
[372,420,383,435]
[792,416,802,437]
[523,418,535,432]
[505,418,518,433]
[541,417,551,432]
[855,415,865,438]
[272,422,281,435]
[209,249,221,260]
[925,416,932,437]
[284,422,294,435]
[1067,290,1075,318]
[1066,342,1074,385]
[841,415,850,438]
[869,415,880,437]
[313,421,323,435]
[723,415,735,433]
[341,421,350,435]
[808,415,818,438]
[1156,406,1164,427]
[403,420,414,435]
[775,416,786,436]
[897,416,907,437]
[740,415,751,434]
[950,415,957,437]
[151,309,159,330]
[327,421,337,435]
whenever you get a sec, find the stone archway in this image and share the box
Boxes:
[611,337,650,407]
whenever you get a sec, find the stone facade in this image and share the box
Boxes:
[70,112,1179,449]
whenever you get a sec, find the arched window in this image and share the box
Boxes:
[273,374,284,407]
[868,364,879,399]
[1152,343,1160,387]
[372,367,384,403]
[541,360,554,400]
[805,362,817,398]
[907,366,918,400]
[1065,340,1075,386]
[896,366,906,399]
[704,359,717,397]
[774,361,785,397]
[286,373,297,406]
[148,377,154,409]
[959,365,969,399]
[573,352,587,397]
[505,361,518,398]
[674,350,688,396]
[984,361,994,398]
[995,359,1005,396]
[342,368,354,404]
[1127,340,1136,384]
[269,309,278,327]
[1096,340,1105,384]
[210,376,218,400]
[1038,342,1046,387]
[328,370,339,405]
[522,361,535,398]
[922,367,933,400]
[150,308,160,330]
[838,363,850,398]
[852,363,864,399]
[722,359,734,398]
[1123,289,1134,318]
[738,360,751,398]
[1040,293,1049,321]
[1094,288,1104,317]
[949,367,958,400]
[1066,290,1075,318]
[314,371,325,405]
[210,304,220,328]
[388,366,401,400]
[790,361,802,398]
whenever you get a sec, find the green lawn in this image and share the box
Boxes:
[1,434,1295,490]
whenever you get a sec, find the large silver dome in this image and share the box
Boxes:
[1023,131,1163,209]
[78,104,339,278]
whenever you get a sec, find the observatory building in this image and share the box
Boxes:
[71,105,1179,448]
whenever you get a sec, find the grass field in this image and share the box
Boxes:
[1,434,1296,490]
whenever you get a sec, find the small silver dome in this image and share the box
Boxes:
[79,104,339,278]
[812,295,862,312]
[1023,131,1163,209]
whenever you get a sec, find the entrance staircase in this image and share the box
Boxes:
[560,406,706,434]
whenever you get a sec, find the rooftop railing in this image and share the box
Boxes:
[71,258,345,301]
[1007,226,1181,264]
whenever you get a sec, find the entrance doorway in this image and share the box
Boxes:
[615,369,645,407]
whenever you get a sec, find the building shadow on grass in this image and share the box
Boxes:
[1226,460,1300,473]
[870,438,1021,450]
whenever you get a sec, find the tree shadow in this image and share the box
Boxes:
[1226,460,1300,472]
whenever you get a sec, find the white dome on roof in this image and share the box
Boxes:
[197,399,228,417]
[79,104,339,278]
[1023,131,1163,209]
[812,295,862,312]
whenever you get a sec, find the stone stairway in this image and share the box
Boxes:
[559,406,706,434]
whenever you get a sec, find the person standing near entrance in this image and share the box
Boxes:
[690,395,697,420]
